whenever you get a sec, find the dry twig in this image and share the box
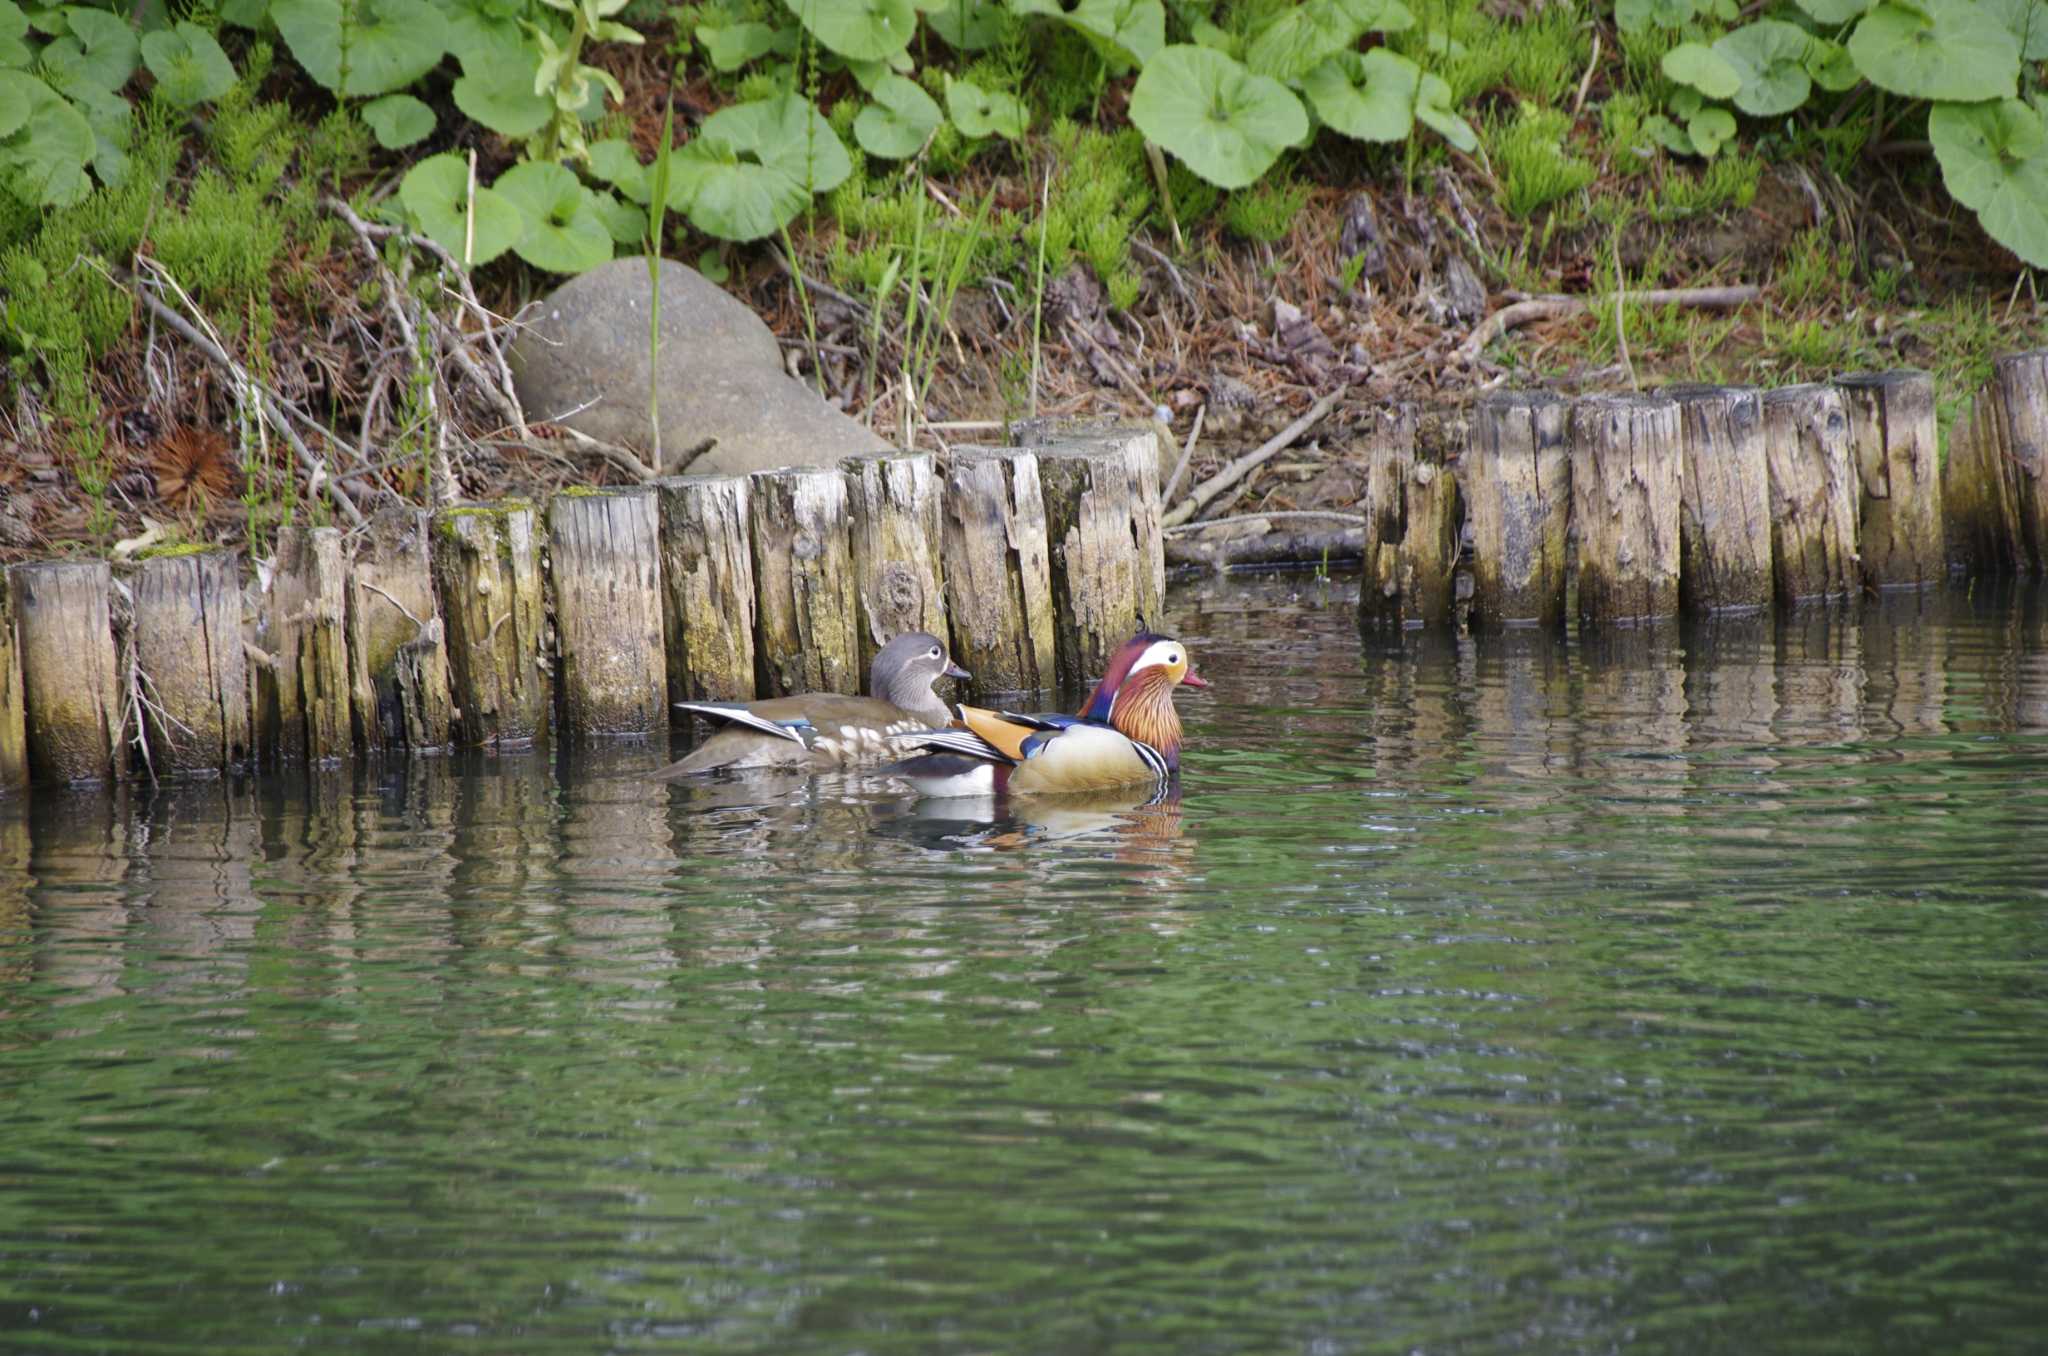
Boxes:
[1164,386,1346,528]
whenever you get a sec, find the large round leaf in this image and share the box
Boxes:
[668,95,850,241]
[1246,0,1398,81]
[1662,40,1741,100]
[272,0,449,97]
[0,70,92,205]
[922,0,1004,50]
[1714,19,1812,117]
[42,6,138,90]
[140,22,237,107]
[0,75,25,138]
[1128,44,1307,190]
[1848,0,2018,102]
[783,0,915,61]
[855,72,941,158]
[1793,0,1872,21]
[944,75,1027,138]
[495,161,613,274]
[0,2,30,67]
[398,151,524,267]
[588,137,650,203]
[1415,70,1476,153]
[1930,98,2048,267]
[1615,0,1702,31]
[1063,0,1165,66]
[697,19,786,70]
[445,11,549,137]
[1982,0,2048,58]
[1301,49,1417,143]
[361,92,434,148]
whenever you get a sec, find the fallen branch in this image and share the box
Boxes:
[1168,526,1364,572]
[121,262,367,527]
[1164,509,1366,536]
[1458,285,1760,363]
[1162,402,1204,503]
[1063,316,1155,409]
[1164,386,1346,528]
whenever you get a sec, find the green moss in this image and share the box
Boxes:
[1492,103,1596,218]
[1221,175,1310,243]
[133,541,214,561]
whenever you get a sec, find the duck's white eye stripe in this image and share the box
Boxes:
[1130,640,1182,673]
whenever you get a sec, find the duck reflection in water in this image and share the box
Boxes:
[877,777,1187,857]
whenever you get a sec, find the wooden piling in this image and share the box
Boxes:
[841,452,947,671]
[1836,369,1944,587]
[1569,393,1683,624]
[128,549,250,774]
[263,525,351,763]
[1669,385,1773,613]
[1012,413,1178,489]
[1358,404,1459,629]
[1971,350,2048,572]
[1035,435,1167,686]
[1464,391,1569,626]
[346,508,451,753]
[749,466,860,697]
[655,475,757,704]
[431,501,551,747]
[547,486,668,736]
[8,561,120,782]
[0,579,24,794]
[1759,384,1860,602]
[1944,379,2027,576]
[937,447,1056,694]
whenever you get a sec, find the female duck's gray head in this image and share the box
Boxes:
[872,631,969,723]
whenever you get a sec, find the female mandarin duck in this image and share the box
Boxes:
[887,627,1208,796]
[653,630,967,778]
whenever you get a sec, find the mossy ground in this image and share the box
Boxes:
[1,10,2042,564]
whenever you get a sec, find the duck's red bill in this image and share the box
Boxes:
[1180,670,1211,689]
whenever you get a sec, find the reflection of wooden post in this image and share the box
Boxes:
[1036,437,1166,687]
[1760,384,1859,601]
[1669,385,1772,612]
[749,467,859,697]
[346,508,450,753]
[0,578,25,794]
[548,486,668,736]
[1836,369,1943,587]
[9,561,120,783]
[1465,391,1568,626]
[431,502,551,747]
[265,526,351,763]
[841,452,946,670]
[1358,405,1458,629]
[130,549,251,773]
[655,475,756,704]
[1569,394,1682,624]
[936,447,1056,695]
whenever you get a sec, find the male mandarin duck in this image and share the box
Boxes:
[653,630,968,778]
[886,627,1208,796]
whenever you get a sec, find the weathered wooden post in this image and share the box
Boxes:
[263,525,351,763]
[547,486,668,736]
[1464,391,1568,626]
[1034,435,1167,687]
[1759,384,1859,601]
[749,466,860,697]
[7,561,119,782]
[129,549,250,774]
[431,501,551,747]
[936,446,1056,695]
[0,579,24,794]
[1012,413,1177,489]
[655,475,757,704]
[841,452,947,672]
[1358,405,1459,629]
[1836,369,1943,587]
[346,508,450,753]
[1668,385,1772,612]
[1958,349,2048,573]
[1944,378,2027,576]
[1569,393,1683,624]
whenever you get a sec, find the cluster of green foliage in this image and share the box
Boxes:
[1644,0,2048,265]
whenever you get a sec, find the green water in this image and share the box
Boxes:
[3,578,2046,1354]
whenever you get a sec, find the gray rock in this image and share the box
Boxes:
[509,257,887,475]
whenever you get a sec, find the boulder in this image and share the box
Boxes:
[509,257,887,475]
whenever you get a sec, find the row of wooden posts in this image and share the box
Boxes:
[0,425,1165,790]
[1352,356,2048,628]
[2,354,2045,791]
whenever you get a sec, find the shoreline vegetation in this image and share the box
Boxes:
[2,0,2044,563]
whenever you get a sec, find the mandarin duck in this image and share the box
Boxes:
[885,627,1207,796]
[653,631,967,778]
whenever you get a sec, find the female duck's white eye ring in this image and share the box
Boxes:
[929,646,942,659]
